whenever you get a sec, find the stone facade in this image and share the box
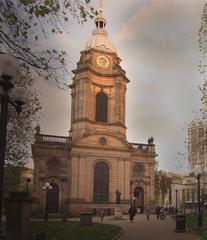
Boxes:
[32,7,157,216]
[188,121,207,174]
[155,171,200,212]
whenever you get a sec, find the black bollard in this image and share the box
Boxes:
[36,232,45,240]
[0,233,6,240]
[175,214,186,232]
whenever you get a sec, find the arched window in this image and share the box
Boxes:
[93,161,109,203]
[95,92,108,122]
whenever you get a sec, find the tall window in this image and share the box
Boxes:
[95,92,108,122]
[93,161,109,203]
[46,183,59,213]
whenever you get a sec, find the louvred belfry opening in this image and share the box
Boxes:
[96,92,108,122]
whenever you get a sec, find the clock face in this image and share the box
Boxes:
[96,55,109,68]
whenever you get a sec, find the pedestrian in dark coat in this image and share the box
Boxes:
[145,208,150,221]
[155,206,160,220]
[128,205,136,223]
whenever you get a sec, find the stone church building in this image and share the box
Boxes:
[32,6,157,216]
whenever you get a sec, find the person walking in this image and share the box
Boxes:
[155,206,160,220]
[128,205,136,223]
[159,207,166,220]
[100,209,104,221]
[145,208,150,221]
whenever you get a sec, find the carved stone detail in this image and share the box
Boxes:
[46,157,61,171]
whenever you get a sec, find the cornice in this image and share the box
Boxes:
[72,64,129,83]
[80,48,119,59]
[71,144,130,153]
[92,82,113,89]
[39,174,67,181]
[72,117,127,129]
[130,177,151,185]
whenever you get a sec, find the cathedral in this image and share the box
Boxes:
[32,5,157,216]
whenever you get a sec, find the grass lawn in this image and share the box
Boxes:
[192,228,207,239]
[177,213,207,239]
[187,214,207,239]
[30,221,121,240]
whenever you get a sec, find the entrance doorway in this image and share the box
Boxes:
[134,187,144,213]
[46,183,59,213]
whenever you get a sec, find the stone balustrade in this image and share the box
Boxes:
[131,143,155,153]
[35,134,71,145]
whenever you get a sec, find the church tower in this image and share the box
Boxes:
[32,1,156,217]
[68,4,132,213]
[70,5,129,140]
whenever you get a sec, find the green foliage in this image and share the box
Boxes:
[185,213,207,239]
[0,0,95,87]
[155,171,171,205]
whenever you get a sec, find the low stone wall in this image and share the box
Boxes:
[30,197,40,216]
[68,202,130,216]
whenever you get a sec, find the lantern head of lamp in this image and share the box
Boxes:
[0,54,20,88]
[0,54,29,113]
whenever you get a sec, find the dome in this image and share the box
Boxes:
[84,29,117,54]
[84,8,117,54]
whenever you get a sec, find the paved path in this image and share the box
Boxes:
[93,214,198,240]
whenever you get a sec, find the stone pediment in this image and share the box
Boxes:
[71,133,130,151]
[130,177,150,185]
[39,174,67,181]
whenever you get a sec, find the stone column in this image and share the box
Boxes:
[6,192,33,240]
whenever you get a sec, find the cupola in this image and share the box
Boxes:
[84,5,117,54]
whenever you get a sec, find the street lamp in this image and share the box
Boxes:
[194,164,203,227]
[133,197,136,206]
[197,174,203,227]
[175,189,178,214]
[0,54,29,231]
[26,178,31,194]
[42,182,52,221]
[133,197,136,207]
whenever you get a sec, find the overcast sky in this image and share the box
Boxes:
[36,0,205,173]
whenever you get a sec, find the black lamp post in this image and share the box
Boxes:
[133,197,136,207]
[197,174,203,227]
[175,189,178,214]
[0,54,29,232]
[26,178,31,194]
[42,182,52,221]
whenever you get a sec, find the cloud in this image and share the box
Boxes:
[115,0,204,172]
[37,80,70,136]
[116,0,204,71]
[116,0,203,44]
